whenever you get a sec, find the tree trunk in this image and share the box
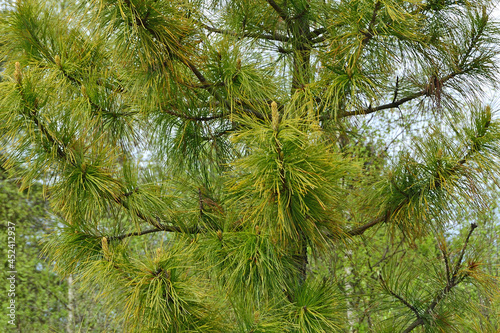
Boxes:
[66,274,74,333]
[345,250,355,332]
[291,9,311,92]
[290,2,311,287]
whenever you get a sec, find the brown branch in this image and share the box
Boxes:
[112,189,204,235]
[202,23,290,42]
[266,0,290,22]
[201,126,239,140]
[181,59,210,86]
[402,319,424,333]
[308,27,329,44]
[438,239,451,284]
[333,91,426,119]
[362,2,382,45]
[371,240,405,269]
[277,46,293,54]
[322,69,465,121]
[346,213,387,236]
[108,225,201,241]
[113,194,162,229]
[392,76,399,103]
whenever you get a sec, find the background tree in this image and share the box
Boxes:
[1,0,500,332]
[0,165,67,332]
[0,165,123,332]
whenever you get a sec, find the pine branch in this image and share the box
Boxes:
[27,106,67,160]
[15,67,67,160]
[117,8,269,122]
[321,68,468,120]
[201,126,239,140]
[22,18,124,95]
[14,67,178,234]
[18,98,188,236]
[53,58,126,117]
[402,318,424,333]
[96,78,125,94]
[458,7,488,71]
[182,59,267,120]
[392,76,399,103]
[111,194,172,231]
[332,91,425,120]
[305,25,329,44]
[347,118,491,237]
[15,71,192,233]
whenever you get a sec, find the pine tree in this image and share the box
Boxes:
[1,0,500,331]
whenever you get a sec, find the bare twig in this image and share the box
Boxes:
[392,76,399,104]
[402,223,479,333]
[451,222,478,283]
[438,238,451,283]
[379,274,422,319]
